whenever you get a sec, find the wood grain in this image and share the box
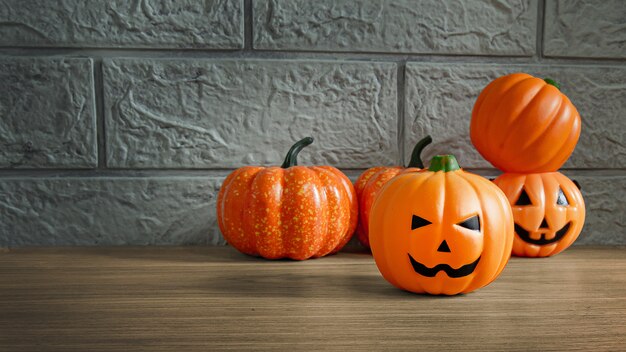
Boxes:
[0,246,625,351]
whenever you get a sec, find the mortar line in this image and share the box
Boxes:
[536,0,546,62]
[0,168,624,179]
[93,58,107,169]
[243,0,253,51]
[0,47,624,66]
[397,61,406,166]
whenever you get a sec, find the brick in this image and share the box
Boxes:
[0,176,225,246]
[104,58,398,168]
[404,63,626,169]
[0,0,243,49]
[566,175,626,245]
[0,57,97,168]
[544,0,626,59]
[254,0,537,55]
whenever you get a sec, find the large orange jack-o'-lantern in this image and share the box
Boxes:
[369,155,514,295]
[493,172,585,257]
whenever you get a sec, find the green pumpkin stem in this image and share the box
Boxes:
[280,137,314,168]
[428,155,460,173]
[406,135,433,168]
[544,78,561,91]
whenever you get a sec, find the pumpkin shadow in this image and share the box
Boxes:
[203,269,423,299]
[341,271,459,299]
[202,252,440,300]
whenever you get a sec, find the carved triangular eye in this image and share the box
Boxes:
[556,187,569,206]
[515,188,532,206]
[457,215,480,232]
[411,215,431,230]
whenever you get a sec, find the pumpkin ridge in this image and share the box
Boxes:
[354,166,387,242]
[216,167,242,235]
[482,76,538,154]
[374,172,432,291]
[471,74,530,154]
[531,101,578,171]
[275,168,288,258]
[498,84,564,162]
[537,173,562,257]
[309,167,335,257]
[246,168,267,258]
[397,171,436,293]
[280,167,321,260]
[553,117,582,169]
[321,166,358,254]
[311,166,352,257]
[355,167,386,195]
[222,166,264,256]
[549,173,585,255]
[458,172,513,292]
[458,173,488,292]
[490,78,546,161]
[305,167,329,259]
[531,110,581,173]
[446,172,482,294]
[509,92,566,161]
[358,167,402,247]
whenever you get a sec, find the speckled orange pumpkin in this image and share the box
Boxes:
[354,136,432,248]
[217,137,358,260]
[370,155,514,295]
[493,172,585,257]
[471,73,581,173]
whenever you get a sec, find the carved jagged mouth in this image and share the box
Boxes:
[514,222,571,245]
[408,254,481,278]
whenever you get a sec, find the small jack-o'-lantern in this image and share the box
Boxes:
[493,172,585,257]
[370,155,514,295]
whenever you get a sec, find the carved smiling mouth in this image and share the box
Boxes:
[514,222,571,245]
[408,254,481,278]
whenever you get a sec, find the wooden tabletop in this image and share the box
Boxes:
[1,246,625,351]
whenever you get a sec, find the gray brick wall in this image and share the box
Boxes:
[0,0,624,246]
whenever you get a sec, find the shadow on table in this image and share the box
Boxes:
[202,264,441,300]
[91,247,452,299]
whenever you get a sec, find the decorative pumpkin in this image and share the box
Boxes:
[217,137,358,260]
[369,155,514,295]
[354,136,432,248]
[493,172,585,257]
[470,73,581,173]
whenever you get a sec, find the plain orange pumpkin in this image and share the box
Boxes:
[493,172,585,257]
[369,155,514,295]
[470,73,581,173]
[354,136,432,248]
[217,137,358,260]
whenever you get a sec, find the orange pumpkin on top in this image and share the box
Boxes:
[470,74,581,173]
